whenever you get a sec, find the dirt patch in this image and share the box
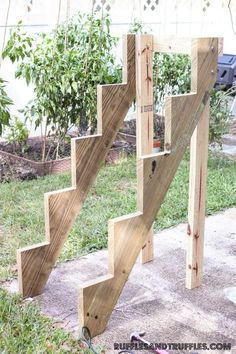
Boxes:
[121,113,165,140]
[0,136,134,182]
[0,155,37,182]
[0,136,71,162]
[0,136,133,162]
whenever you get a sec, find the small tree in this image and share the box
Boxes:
[2,14,121,160]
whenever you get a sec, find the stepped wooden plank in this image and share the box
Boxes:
[17,34,136,298]
[79,37,219,337]
[136,34,154,263]
[79,212,145,335]
[186,101,210,289]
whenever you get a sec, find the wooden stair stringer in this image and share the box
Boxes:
[17,34,136,298]
[79,37,219,337]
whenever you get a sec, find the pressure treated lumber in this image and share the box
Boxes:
[186,101,210,289]
[79,37,219,337]
[136,34,154,263]
[17,34,136,298]
[153,36,192,54]
[136,34,154,158]
[153,36,223,55]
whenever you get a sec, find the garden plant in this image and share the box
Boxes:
[2,14,121,161]
[0,77,12,135]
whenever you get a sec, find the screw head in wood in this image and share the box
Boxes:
[165,143,171,151]
[187,223,191,235]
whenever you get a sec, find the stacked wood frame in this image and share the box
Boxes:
[17,34,220,337]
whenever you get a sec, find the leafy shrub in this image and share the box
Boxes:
[0,78,13,135]
[6,116,29,153]
[2,14,121,156]
[153,53,191,111]
[129,19,144,34]
[153,55,230,143]
[209,87,230,143]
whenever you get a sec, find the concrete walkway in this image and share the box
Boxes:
[7,208,236,353]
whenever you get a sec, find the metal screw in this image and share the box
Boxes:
[211,46,215,52]
[211,70,214,74]
[165,143,171,151]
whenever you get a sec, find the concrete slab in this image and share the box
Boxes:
[6,208,236,353]
[222,144,236,160]
[222,134,236,146]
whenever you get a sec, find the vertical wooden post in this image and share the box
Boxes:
[186,100,210,289]
[136,34,154,263]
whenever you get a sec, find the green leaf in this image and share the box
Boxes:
[72,82,77,92]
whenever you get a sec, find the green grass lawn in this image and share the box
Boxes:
[0,288,93,353]
[0,151,235,282]
[0,151,235,354]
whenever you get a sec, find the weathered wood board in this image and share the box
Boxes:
[17,34,136,297]
[136,34,154,263]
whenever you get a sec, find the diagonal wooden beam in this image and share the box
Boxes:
[79,37,219,337]
[17,34,136,298]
